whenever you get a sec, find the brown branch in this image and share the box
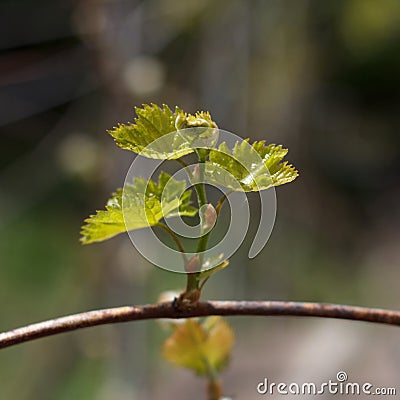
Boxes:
[1,301,400,350]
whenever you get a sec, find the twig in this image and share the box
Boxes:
[1,301,399,350]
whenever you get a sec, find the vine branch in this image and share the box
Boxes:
[1,301,399,350]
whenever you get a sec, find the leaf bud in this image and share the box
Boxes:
[185,255,201,273]
[203,203,216,229]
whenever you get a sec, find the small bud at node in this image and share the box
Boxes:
[204,203,216,228]
[192,164,200,182]
[185,255,201,273]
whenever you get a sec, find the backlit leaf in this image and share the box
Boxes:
[80,172,197,244]
[108,103,217,159]
[162,317,234,376]
[206,139,298,191]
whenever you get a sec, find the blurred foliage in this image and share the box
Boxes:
[162,317,234,376]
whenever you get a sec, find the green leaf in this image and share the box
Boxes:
[206,139,298,191]
[80,172,197,244]
[162,317,234,376]
[108,104,217,159]
[198,258,230,283]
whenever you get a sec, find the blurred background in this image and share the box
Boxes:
[1,0,400,398]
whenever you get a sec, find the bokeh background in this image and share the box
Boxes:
[1,0,400,399]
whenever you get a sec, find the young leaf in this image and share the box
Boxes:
[162,317,234,376]
[198,259,230,283]
[80,172,197,244]
[108,104,217,159]
[206,139,298,191]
